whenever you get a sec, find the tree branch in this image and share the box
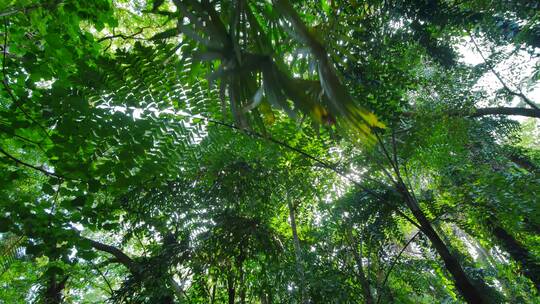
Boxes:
[0,4,40,18]
[93,264,114,295]
[376,212,447,304]
[84,237,139,275]
[0,126,47,152]
[469,34,539,111]
[376,230,420,304]
[470,107,540,118]
[402,107,540,119]
[0,1,63,18]
[0,146,63,179]
[97,27,150,42]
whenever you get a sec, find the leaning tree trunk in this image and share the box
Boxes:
[487,217,540,290]
[397,184,487,304]
[374,134,487,303]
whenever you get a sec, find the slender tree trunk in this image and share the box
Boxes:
[239,263,246,304]
[346,228,374,304]
[169,277,184,302]
[397,184,487,304]
[287,200,308,303]
[210,282,216,304]
[353,251,374,304]
[487,217,540,290]
[44,274,68,304]
[260,265,272,304]
[260,292,272,304]
[465,142,539,291]
[227,271,236,304]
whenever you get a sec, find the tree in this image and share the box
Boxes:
[1,0,539,303]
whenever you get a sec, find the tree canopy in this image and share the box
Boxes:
[0,0,539,303]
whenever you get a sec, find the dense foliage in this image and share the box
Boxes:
[0,0,539,303]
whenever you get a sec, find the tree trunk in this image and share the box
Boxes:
[169,277,184,301]
[227,271,236,304]
[210,282,216,304]
[239,263,246,304]
[354,252,374,304]
[488,217,540,290]
[287,200,308,303]
[346,229,374,304]
[260,264,272,304]
[375,134,487,303]
[44,274,68,304]
[398,184,487,304]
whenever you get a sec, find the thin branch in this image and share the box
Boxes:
[47,179,62,229]
[395,210,421,229]
[402,106,540,119]
[0,0,63,18]
[169,277,187,300]
[469,34,539,110]
[374,131,400,179]
[372,132,422,229]
[394,140,420,205]
[0,5,40,18]
[0,127,47,152]
[376,213,448,304]
[207,118,338,173]
[375,230,420,304]
[97,27,150,42]
[0,146,64,179]
[93,264,114,296]
[134,232,148,257]
[390,128,399,173]
[402,162,419,203]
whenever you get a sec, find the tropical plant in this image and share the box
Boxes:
[0,0,539,303]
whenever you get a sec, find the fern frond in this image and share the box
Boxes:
[0,235,26,278]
